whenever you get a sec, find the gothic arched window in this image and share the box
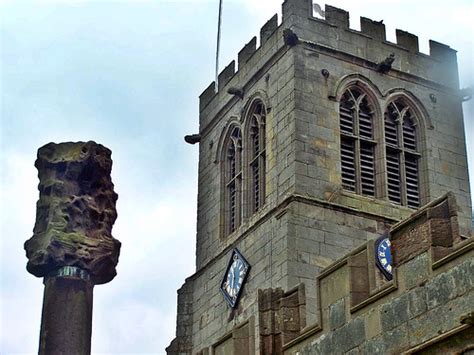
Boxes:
[384,99,420,208]
[339,87,376,197]
[248,101,266,214]
[225,126,243,234]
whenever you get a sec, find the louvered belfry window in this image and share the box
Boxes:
[339,87,376,196]
[249,101,266,213]
[226,127,243,234]
[384,100,420,208]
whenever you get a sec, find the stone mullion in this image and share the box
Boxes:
[259,149,266,209]
[379,137,389,201]
[398,118,408,207]
[226,178,235,234]
[259,119,266,210]
[376,102,387,200]
[236,140,243,230]
[226,152,242,234]
[248,153,259,213]
[354,105,362,195]
[236,171,243,230]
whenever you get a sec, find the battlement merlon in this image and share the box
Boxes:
[283,0,459,83]
[199,0,460,116]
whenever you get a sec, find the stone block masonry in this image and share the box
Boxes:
[168,0,472,353]
[284,193,474,354]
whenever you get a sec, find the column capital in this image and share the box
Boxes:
[25,141,121,285]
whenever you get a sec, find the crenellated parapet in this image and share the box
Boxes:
[284,0,457,65]
[283,192,473,354]
[261,14,279,46]
[199,0,459,121]
[198,11,280,113]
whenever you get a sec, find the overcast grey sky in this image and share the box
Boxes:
[1,0,473,353]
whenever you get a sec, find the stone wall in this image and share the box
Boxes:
[168,205,297,353]
[194,42,296,268]
[290,38,471,235]
[283,193,474,354]
[193,0,471,275]
[168,0,471,353]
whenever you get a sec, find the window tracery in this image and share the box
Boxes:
[221,99,268,236]
[339,85,423,209]
[339,87,376,197]
[248,101,266,213]
[225,126,242,234]
[384,99,420,208]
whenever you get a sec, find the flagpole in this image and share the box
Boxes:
[215,0,223,91]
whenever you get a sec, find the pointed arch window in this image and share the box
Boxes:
[384,100,420,208]
[339,87,376,197]
[248,101,266,213]
[225,126,243,234]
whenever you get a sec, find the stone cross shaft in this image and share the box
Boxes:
[24,141,121,355]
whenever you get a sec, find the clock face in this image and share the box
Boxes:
[375,236,393,281]
[220,249,250,308]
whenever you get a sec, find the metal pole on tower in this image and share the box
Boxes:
[215,0,223,92]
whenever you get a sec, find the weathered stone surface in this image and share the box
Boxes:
[169,0,472,352]
[345,347,361,355]
[380,293,410,331]
[298,316,365,354]
[452,259,474,296]
[328,298,345,330]
[333,317,366,353]
[425,272,457,310]
[382,323,410,352]
[400,253,429,290]
[365,309,382,339]
[298,333,332,355]
[258,286,306,354]
[361,336,386,354]
[25,141,120,285]
[407,288,427,319]
[39,276,93,354]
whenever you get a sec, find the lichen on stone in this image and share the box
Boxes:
[25,141,121,284]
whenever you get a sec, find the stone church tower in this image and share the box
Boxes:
[168,0,472,353]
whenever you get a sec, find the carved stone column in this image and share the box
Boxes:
[24,141,121,355]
